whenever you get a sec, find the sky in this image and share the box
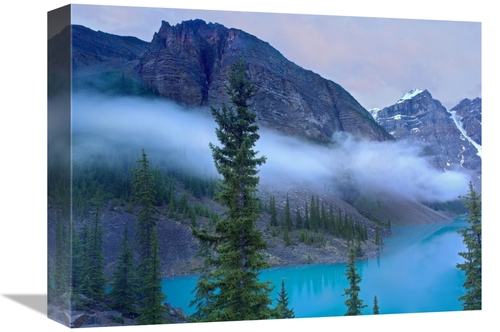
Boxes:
[1,1,498,332]
[67,2,481,111]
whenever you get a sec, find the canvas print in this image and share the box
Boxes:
[47,4,482,328]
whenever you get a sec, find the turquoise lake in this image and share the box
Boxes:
[161,217,468,317]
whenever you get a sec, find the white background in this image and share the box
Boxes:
[0,1,497,331]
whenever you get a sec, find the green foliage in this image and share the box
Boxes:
[299,230,307,243]
[275,280,295,318]
[71,218,85,293]
[295,207,303,229]
[132,149,159,271]
[189,228,218,322]
[456,182,482,310]
[303,202,310,230]
[375,226,380,245]
[269,195,278,226]
[50,177,72,304]
[424,198,468,215]
[283,194,293,231]
[355,237,364,258]
[190,58,274,322]
[132,149,166,324]
[113,316,125,324]
[109,228,138,317]
[137,233,166,324]
[342,243,367,315]
[283,227,292,246]
[79,193,107,302]
[373,295,380,314]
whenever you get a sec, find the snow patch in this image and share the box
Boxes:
[397,89,424,104]
[369,108,380,120]
[448,110,482,158]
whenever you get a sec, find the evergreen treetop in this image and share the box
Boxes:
[191,57,274,322]
[275,279,295,319]
[342,242,367,316]
[456,181,481,310]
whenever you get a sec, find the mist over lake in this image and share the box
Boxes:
[163,217,467,317]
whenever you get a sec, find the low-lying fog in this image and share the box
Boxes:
[71,92,471,202]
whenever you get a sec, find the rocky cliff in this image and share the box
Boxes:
[61,20,393,143]
[449,97,482,145]
[370,89,481,178]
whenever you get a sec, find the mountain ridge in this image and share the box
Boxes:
[50,20,393,143]
[368,88,481,182]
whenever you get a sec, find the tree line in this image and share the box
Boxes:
[68,149,218,221]
[267,193,372,255]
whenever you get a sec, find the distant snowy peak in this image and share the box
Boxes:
[397,89,424,104]
[368,108,381,120]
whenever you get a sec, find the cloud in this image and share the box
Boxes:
[72,92,471,203]
[257,129,470,202]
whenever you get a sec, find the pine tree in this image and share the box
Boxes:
[283,226,291,246]
[372,295,380,314]
[342,242,367,315]
[456,181,481,310]
[137,232,166,324]
[355,237,364,258]
[283,194,293,231]
[168,181,176,218]
[320,201,327,230]
[269,195,278,227]
[304,201,310,230]
[80,193,107,302]
[132,149,166,324]
[309,196,317,232]
[109,227,138,317]
[275,280,295,318]
[53,198,71,301]
[71,218,84,292]
[295,207,303,230]
[132,149,159,275]
[191,57,274,322]
[189,230,217,321]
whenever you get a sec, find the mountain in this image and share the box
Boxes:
[58,20,393,143]
[448,97,482,149]
[369,89,481,179]
[49,25,152,96]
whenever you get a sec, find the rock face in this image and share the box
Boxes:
[63,20,392,143]
[448,97,482,175]
[449,97,482,145]
[370,89,481,177]
[70,25,148,75]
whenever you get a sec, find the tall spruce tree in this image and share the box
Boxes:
[132,149,165,324]
[132,149,159,268]
[456,181,482,310]
[109,227,138,317]
[137,232,165,324]
[191,57,274,322]
[80,193,107,302]
[342,242,367,315]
